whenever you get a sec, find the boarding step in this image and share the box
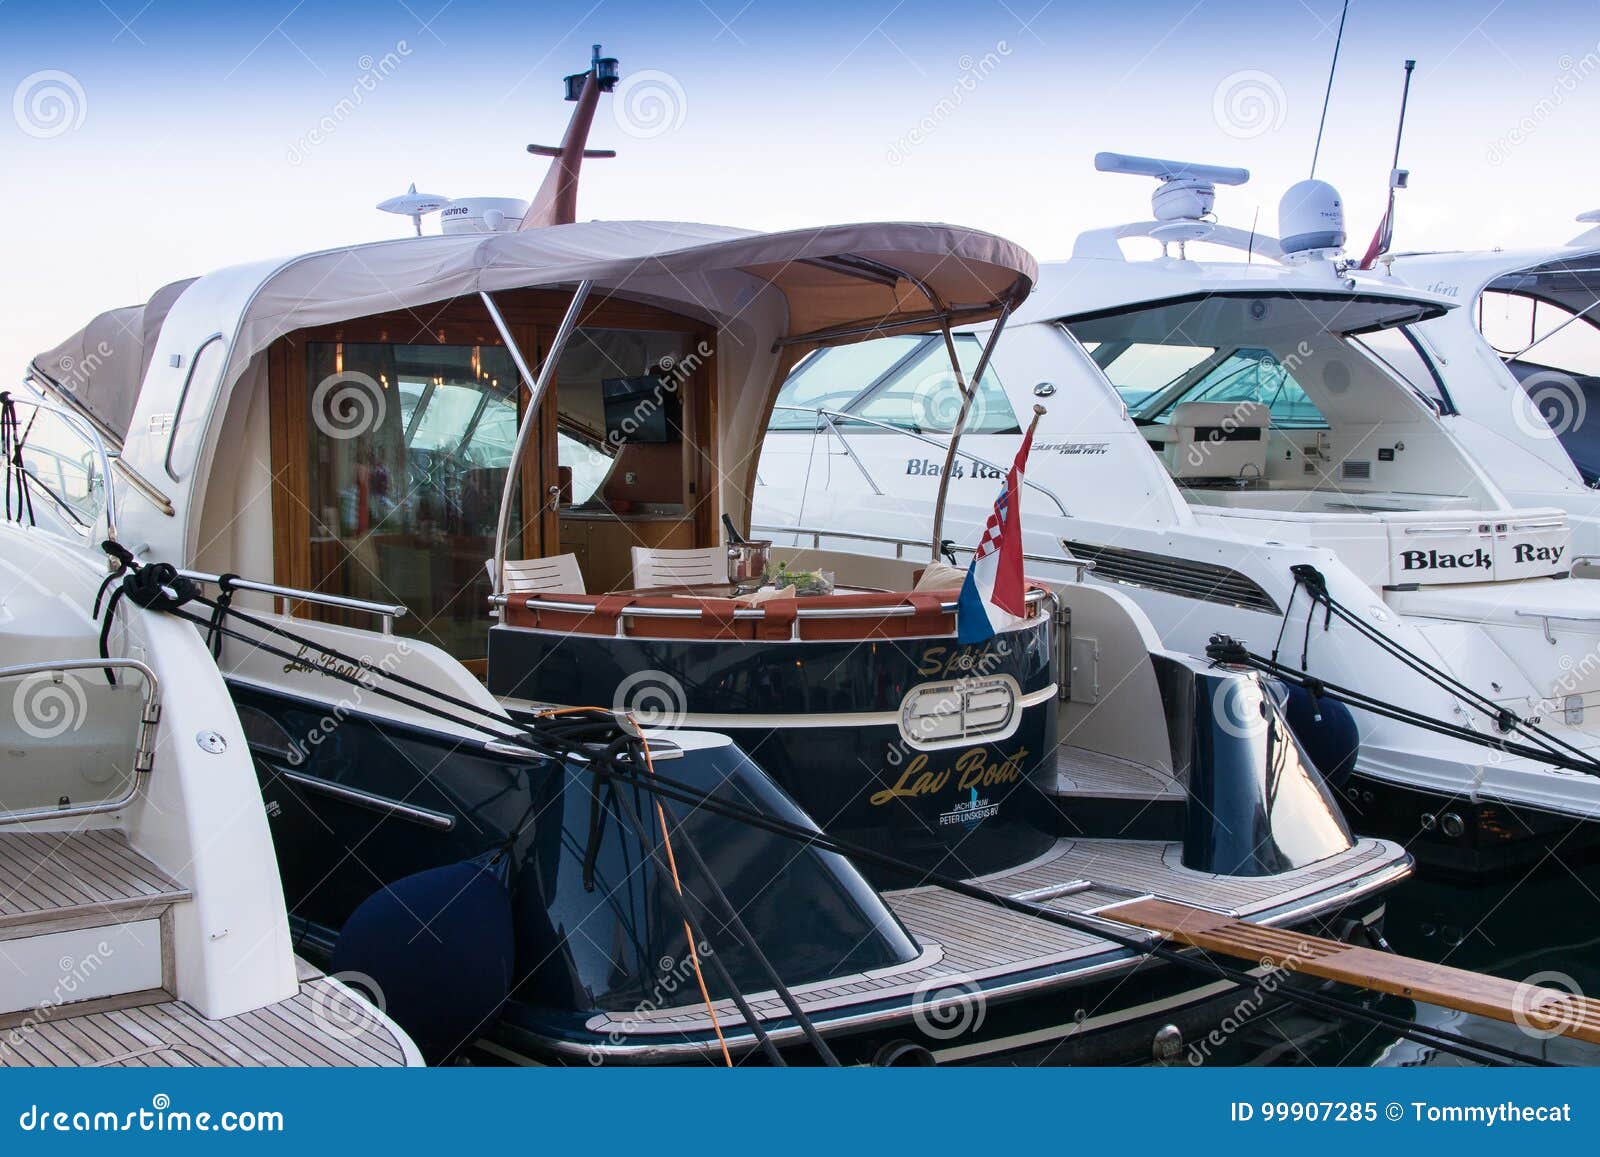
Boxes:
[1046,747,1186,840]
[0,829,190,1028]
[1101,896,1600,1046]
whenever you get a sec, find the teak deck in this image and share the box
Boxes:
[1101,896,1600,1046]
[586,837,1409,1036]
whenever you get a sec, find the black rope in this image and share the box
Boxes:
[102,552,1558,1066]
[544,728,1550,1069]
[1,392,36,528]
[1280,565,1600,776]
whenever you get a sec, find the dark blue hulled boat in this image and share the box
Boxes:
[26,50,1411,1065]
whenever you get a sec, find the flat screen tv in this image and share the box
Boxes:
[602,375,674,444]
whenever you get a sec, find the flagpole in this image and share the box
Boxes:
[929,303,1014,561]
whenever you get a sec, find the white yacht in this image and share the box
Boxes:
[0,394,419,1067]
[754,154,1600,876]
[1391,216,1600,541]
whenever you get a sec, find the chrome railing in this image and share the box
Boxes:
[750,522,1097,582]
[0,657,159,826]
[489,586,1049,639]
[179,570,408,634]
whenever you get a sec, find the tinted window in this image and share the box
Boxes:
[849,335,1019,433]
[1154,347,1327,429]
[1095,342,1215,407]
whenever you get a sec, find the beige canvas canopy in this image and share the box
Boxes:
[30,279,195,443]
[32,220,1034,454]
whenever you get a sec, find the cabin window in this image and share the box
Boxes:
[1478,289,1600,379]
[553,327,702,592]
[1092,342,1215,408]
[769,336,926,430]
[1349,327,1452,411]
[850,335,1018,433]
[769,334,1018,435]
[1152,347,1327,429]
[303,340,521,661]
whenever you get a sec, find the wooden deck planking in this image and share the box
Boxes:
[0,976,412,1067]
[0,830,189,931]
[1052,746,1185,800]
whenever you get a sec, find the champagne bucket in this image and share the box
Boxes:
[726,540,772,584]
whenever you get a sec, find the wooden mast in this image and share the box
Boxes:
[521,45,618,230]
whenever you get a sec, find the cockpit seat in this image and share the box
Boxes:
[1156,400,1271,480]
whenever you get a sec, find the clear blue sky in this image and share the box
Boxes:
[3,0,1598,370]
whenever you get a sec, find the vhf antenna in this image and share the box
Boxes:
[1309,0,1351,180]
[1358,59,1417,269]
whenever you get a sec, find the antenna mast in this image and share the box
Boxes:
[521,44,620,230]
[1358,58,1417,269]
[1309,0,1351,179]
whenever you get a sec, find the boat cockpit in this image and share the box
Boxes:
[1065,291,1489,516]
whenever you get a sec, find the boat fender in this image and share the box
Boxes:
[331,853,515,1064]
[1280,682,1359,788]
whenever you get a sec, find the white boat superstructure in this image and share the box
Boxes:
[1391,217,1600,555]
[753,156,1600,874]
[0,396,419,1066]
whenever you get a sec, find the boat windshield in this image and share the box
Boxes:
[2,396,112,536]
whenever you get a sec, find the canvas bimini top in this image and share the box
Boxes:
[29,217,1035,561]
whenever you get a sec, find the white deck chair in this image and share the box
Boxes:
[630,545,727,589]
[489,554,587,596]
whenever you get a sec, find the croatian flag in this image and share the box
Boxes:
[957,426,1035,644]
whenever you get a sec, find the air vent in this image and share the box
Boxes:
[1063,540,1280,614]
[1341,460,1372,481]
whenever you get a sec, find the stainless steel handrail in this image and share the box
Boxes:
[2,394,118,540]
[179,570,408,634]
[164,332,225,482]
[1514,609,1600,645]
[489,587,1048,622]
[770,404,1070,517]
[750,522,1097,581]
[0,657,159,826]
